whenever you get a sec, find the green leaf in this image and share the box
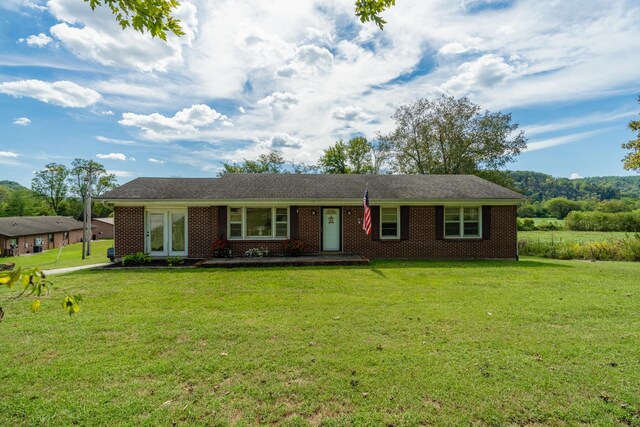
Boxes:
[31,299,41,313]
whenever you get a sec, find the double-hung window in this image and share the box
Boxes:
[444,207,481,238]
[228,207,289,239]
[380,207,400,239]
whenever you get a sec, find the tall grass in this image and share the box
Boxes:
[519,233,640,261]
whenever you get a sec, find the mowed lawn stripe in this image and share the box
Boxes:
[1,258,638,426]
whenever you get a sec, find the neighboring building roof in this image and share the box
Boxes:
[92,217,114,225]
[0,216,84,237]
[99,174,525,202]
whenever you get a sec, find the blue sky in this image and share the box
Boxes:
[1,0,639,187]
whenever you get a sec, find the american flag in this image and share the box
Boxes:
[362,187,371,235]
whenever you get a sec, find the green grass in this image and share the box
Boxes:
[520,217,565,227]
[519,230,634,244]
[1,259,639,425]
[2,240,113,270]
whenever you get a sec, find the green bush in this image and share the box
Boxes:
[122,252,151,266]
[517,218,537,231]
[166,256,184,266]
[565,211,640,232]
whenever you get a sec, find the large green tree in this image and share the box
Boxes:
[219,152,286,176]
[86,0,395,40]
[383,95,527,175]
[31,163,70,215]
[622,96,640,173]
[318,137,379,174]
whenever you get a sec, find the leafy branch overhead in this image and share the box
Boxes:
[622,96,640,173]
[85,0,396,40]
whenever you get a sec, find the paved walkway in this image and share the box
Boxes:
[43,263,112,276]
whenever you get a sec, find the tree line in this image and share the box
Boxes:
[0,159,116,218]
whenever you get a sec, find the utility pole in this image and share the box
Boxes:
[86,170,92,256]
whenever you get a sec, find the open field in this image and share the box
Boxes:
[1,259,639,426]
[518,230,634,244]
[1,240,113,270]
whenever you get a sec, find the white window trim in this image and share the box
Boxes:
[380,206,401,240]
[227,206,290,240]
[444,206,482,239]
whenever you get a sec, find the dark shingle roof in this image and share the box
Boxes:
[0,216,84,237]
[99,174,524,202]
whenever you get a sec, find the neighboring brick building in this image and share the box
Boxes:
[99,174,524,260]
[91,217,114,239]
[0,216,85,257]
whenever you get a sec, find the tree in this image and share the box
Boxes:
[219,152,286,176]
[69,159,117,203]
[88,0,396,41]
[622,96,640,173]
[544,197,583,219]
[318,137,376,174]
[31,163,69,215]
[384,95,527,175]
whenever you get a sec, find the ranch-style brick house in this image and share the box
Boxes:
[99,174,525,260]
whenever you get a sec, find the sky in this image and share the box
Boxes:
[0,0,639,187]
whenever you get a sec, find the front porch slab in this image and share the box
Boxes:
[199,253,369,268]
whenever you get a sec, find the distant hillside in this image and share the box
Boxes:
[0,180,27,191]
[506,171,640,201]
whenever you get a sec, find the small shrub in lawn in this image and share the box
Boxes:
[166,256,185,266]
[283,239,305,256]
[245,247,269,257]
[122,252,151,266]
[212,239,232,258]
[537,221,561,231]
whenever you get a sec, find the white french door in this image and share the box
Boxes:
[146,210,188,256]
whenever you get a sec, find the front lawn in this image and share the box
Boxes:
[2,239,113,270]
[1,259,639,426]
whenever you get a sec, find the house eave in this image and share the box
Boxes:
[99,198,524,206]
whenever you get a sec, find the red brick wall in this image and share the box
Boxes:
[343,205,517,259]
[188,207,213,258]
[91,220,114,239]
[114,206,144,257]
[111,204,517,260]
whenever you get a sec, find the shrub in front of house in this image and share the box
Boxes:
[245,248,269,257]
[122,252,151,266]
[167,256,185,266]
[212,239,232,258]
[283,239,305,256]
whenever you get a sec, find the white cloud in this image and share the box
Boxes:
[331,105,374,122]
[238,107,246,114]
[442,54,517,95]
[277,44,333,77]
[148,158,165,164]
[96,135,137,145]
[0,79,101,107]
[569,173,583,180]
[261,133,303,149]
[97,152,129,161]
[13,117,31,126]
[257,92,299,110]
[101,110,114,115]
[107,169,133,178]
[525,129,610,152]
[18,33,53,47]
[0,151,19,158]
[119,104,230,140]
[48,0,198,72]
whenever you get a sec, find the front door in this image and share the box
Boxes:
[147,212,167,256]
[322,207,341,251]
